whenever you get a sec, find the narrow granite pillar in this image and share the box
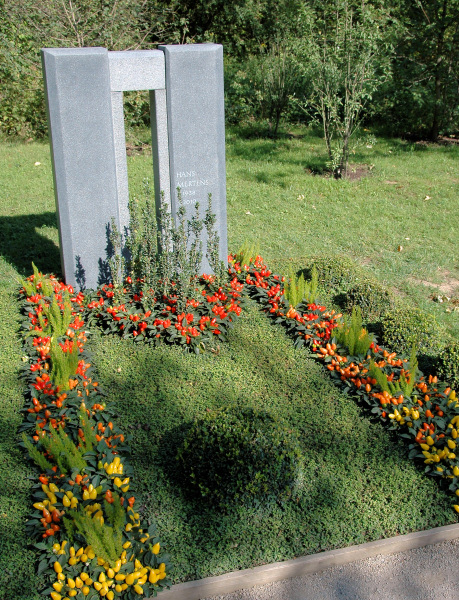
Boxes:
[159,44,228,273]
[42,47,120,289]
[150,88,171,222]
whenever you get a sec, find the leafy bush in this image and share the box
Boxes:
[381,307,445,357]
[345,279,395,322]
[301,254,367,292]
[177,406,304,510]
[437,342,459,390]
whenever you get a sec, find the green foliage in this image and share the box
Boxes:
[40,426,87,475]
[26,287,80,389]
[49,338,79,391]
[157,0,301,57]
[400,346,418,398]
[369,360,390,394]
[177,406,304,510]
[437,342,459,390]
[234,242,260,270]
[0,0,168,138]
[285,266,318,307]
[108,217,126,301]
[369,346,418,398]
[345,279,394,322]
[172,193,203,307]
[78,408,98,453]
[126,188,224,305]
[22,263,55,298]
[334,306,373,356]
[104,494,126,537]
[21,432,54,472]
[69,497,124,566]
[156,192,175,296]
[243,41,302,136]
[126,184,158,289]
[302,255,366,293]
[204,194,226,282]
[381,307,445,357]
[374,0,459,139]
[123,91,151,130]
[36,291,73,339]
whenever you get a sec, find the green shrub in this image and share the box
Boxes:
[177,406,304,510]
[345,279,395,322]
[301,254,367,292]
[381,307,445,357]
[437,342,459,389]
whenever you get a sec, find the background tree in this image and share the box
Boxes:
[1,0,458,139]
[0,0,173,137]
[223,3,305,135]
[377,0,459,140]
[297,0,394,178]
[247,40,302,136]
[155,0,302,56]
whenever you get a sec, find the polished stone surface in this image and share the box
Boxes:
[42,47,119,289]
[160,44,228,273]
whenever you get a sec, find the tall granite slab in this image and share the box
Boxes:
[159,44,228,273]
[41,48,119,290]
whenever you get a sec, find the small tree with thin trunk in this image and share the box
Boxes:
[299,0,393,178]
[246,39,302,136]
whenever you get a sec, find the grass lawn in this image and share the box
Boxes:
[0,126,458,599]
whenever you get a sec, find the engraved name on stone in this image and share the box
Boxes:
[176,170,212,205]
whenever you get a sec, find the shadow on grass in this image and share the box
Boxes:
[0,409,42,600]
[0,212,61,277]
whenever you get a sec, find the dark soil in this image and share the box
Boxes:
[306,163,373,181]
[126,143,152,156]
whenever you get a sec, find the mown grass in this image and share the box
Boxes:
[225,125,459,337]
[0,127,458,598]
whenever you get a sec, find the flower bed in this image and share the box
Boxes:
[228,253,459,513]
[19,254,458,600]
[83,275,244,352]
[19,271,172,600]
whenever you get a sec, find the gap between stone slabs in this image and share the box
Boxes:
[153,523,459,600]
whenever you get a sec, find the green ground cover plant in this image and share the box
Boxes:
[0,127,458,599]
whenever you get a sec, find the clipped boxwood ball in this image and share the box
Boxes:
[345,279,394,323]
[381,307,445,356]
[177,406,304,509]
[304,255,364,292]
[437,341,459,389]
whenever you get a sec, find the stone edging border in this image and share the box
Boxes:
[156,523,459,600]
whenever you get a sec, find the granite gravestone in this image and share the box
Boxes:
[41,44,227,290]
